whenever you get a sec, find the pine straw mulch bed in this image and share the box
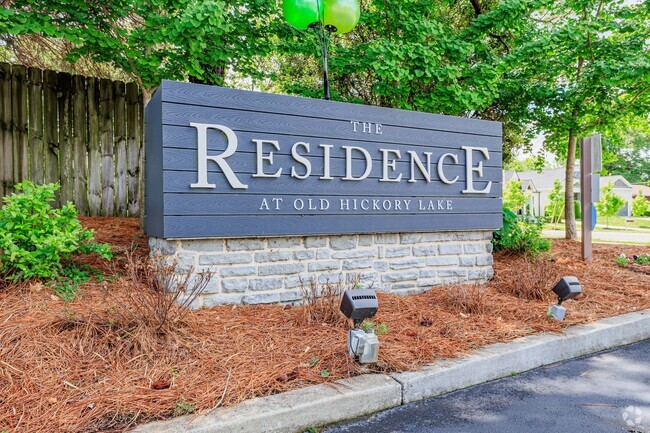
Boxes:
[0,217,649,433]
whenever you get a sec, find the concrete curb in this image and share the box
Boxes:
[392,310,650,403]
[133,310,649,433]
[133,374,401,433]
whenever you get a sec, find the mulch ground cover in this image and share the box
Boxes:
[1,217,649,432]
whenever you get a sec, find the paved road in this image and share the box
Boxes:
[324,339,650,433]
[544,229,650,244]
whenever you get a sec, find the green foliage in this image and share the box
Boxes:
[492,208,550,256]
[0,181,112,281]
[631,190,649,217]
[0,0,279,100]
[614,254,630,267]
[544,179,565,224]
[361,320,388,336]
[595,182,626,228]
[634,254,650,265]
[504,156,546,172]
[602,127,650,186]
[173,397,196,416]
[503,180,529,213]
[574,201,581,221]
[53,264,92,301]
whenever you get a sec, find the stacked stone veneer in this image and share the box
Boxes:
[149,231,494,308]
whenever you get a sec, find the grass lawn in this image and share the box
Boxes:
[545,216,650,232]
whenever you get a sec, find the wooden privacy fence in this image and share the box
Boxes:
[0,62,144,216]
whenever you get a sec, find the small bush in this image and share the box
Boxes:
[492,208,550,256]
[111,250,213,333]
[0,181,111,281]
[499,256,559,301]
[447,284,487,315]
[298,275,361,326]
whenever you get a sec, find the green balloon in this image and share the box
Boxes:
[322,0,360,34]
[282,0,322,30]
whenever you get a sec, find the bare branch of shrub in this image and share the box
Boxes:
[447,284,487,315]
[298,274,363,326]
[110,248,214,333]
[497,256,559,301]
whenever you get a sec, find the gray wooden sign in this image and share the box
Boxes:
[145,80,503,239]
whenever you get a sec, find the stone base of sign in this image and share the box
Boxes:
[148,231,494,308]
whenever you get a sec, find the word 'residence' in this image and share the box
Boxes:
[189,123,493,194]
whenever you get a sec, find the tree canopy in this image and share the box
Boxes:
[1,0,648,234]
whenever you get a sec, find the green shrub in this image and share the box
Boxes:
[0,181,111,281]
[492,208,550,256]
[574,200,581,220]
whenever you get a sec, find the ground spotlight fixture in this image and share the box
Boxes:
[547,276,582,321]
[340,289,379,364]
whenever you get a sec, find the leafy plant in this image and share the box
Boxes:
[53,264,92,301]
[173,397,196,416]
[634,254,650,265]
[361,320,388,335]
[503,180,529,214]
[0,181,112,281]
[631,190,649,217]
[492,208,550,257]
[595,182,626,228]
[544,179,565,224]
[614,254,630,267]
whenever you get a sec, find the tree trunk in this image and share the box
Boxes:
[565,131,578,240]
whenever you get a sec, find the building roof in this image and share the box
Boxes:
[504,168,634,192]
[632,184,650,197]
[600,175,633,190]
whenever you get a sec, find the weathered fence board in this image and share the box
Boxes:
[43,69,60,206]
[1,63,12,197]
[87,77,103,216]
[126,82,141,216]
[11,65,28,187]
[28,68,44,185]
[114,81,127,216]
[99,79,114,216]
[58,72,74,205]
[0,62,145,216]
[72,75,89,214]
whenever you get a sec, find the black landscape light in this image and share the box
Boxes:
[547,276,582,321]
[340,290,379,363]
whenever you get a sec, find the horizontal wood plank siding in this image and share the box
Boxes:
[146,81,503,239]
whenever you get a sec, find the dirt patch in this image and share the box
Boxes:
[1,218,648,432]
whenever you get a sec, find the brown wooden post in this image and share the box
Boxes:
[581,136,592,263]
